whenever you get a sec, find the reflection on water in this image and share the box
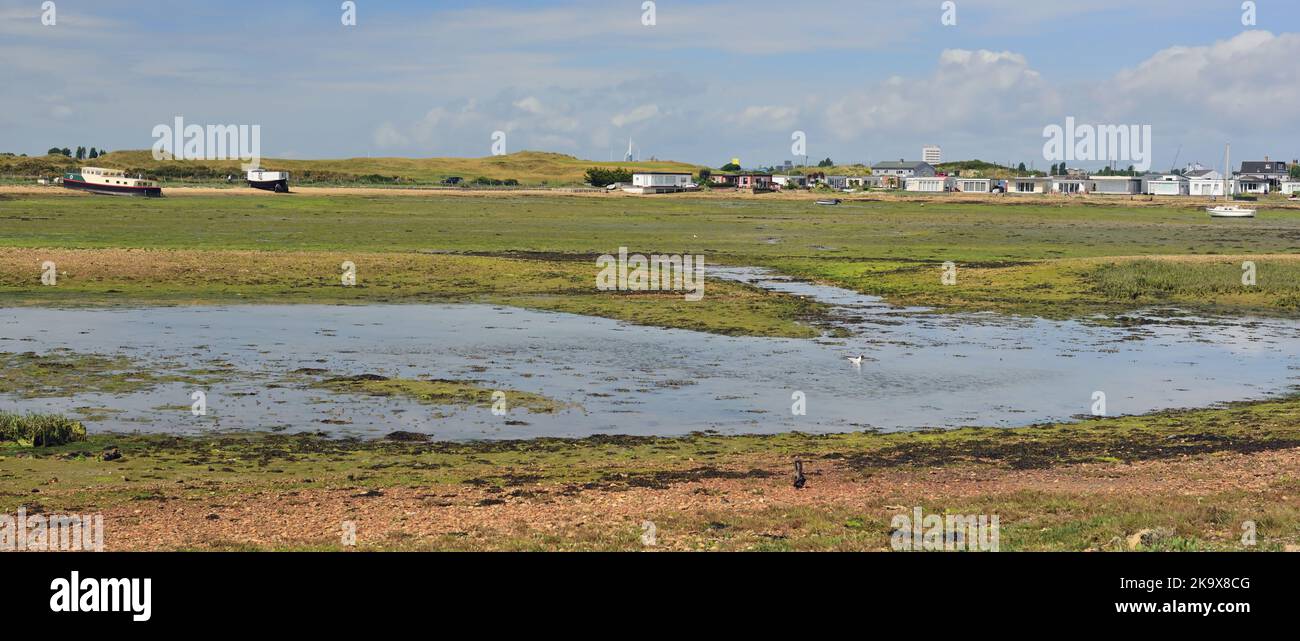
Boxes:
[0,268,1296,440]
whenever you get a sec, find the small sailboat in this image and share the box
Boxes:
[1209,205,1256,218]
[1207,143,1255,218]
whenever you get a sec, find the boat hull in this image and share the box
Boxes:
[1207,207,1255,218]
[248,179,289,193]
[61,178,162,197]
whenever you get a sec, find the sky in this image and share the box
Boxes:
[1,0,1298,171]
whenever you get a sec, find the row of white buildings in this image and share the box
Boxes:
[623,157,1299,196]
[899,172,1300,196]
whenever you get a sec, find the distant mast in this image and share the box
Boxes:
[625,139,634,163]
[1223,143,1231,197]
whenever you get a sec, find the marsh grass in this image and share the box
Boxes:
[0,350,197,398]
[0,411,86,446]
[0,248,823,337]
[3,193,1300,320]
[312,375,574,414]
[1091,259,1300,308]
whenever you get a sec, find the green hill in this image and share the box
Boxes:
[0,150,706,187]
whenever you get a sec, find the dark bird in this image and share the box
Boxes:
[793,459,806,489]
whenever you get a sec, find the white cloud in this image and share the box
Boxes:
[725,106,800,131]
[611,104,660,128]
[372,123,408,149]
[514,97,544,114]
[825,49,1058,140]
[1106,31,1300,121]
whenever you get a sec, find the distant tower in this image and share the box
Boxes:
[625,139,634,163]
[922,145,942,164]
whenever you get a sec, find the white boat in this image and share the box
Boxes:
[1208,205,1256,218]
[61,167,162,197]
[815,198,842,206]
[247,169,290,192]
[1207,144,1254,218]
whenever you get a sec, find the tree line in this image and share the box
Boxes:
[47,146,108,160]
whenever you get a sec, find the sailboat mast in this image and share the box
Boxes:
[1224,143,1230,197]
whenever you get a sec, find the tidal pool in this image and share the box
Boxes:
[1,268,1297,440]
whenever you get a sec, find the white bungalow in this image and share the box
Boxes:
[1146,174,1189,196]
[1051,177,1093,194]
[1280,179,1300,195]
[904,176,953,192]
[1090,176,1143,195]
[772,174,808,189]
[627,172,693,193]
[846,175,884,189]
[1187,170,1231,196]
[954,178,992,193]
[1007,177,1050,194]
[1236,175,1272,194]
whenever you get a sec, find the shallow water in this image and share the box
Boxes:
[1,268,1297,440]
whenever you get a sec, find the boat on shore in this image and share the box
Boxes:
[815,198,842,206]
[1207,143,1254,218]
[1208,205,1256,218]
[61,167,161,197]
[247,169,290,193]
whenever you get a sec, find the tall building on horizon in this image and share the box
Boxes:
[922,145,942,165]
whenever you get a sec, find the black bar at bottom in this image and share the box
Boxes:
[1,552,1290,628]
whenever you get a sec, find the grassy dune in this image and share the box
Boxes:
[1,150,705,186]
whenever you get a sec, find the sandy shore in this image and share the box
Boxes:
[91,445,1300,551]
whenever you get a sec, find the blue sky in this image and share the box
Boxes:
[2,0,1298,170]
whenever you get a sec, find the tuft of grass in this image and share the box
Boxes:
[0,411,87,446]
